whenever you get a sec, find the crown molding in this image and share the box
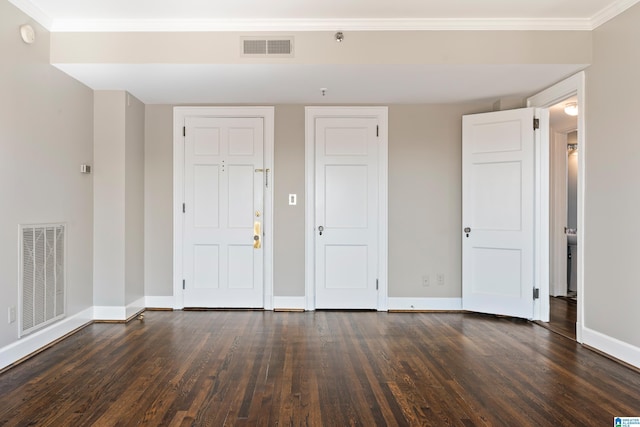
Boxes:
[50,17,595,32]
[7,0,52,30]
[591,0,640,28]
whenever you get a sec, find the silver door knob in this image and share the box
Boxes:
[464,227,471,237]
[318,226,324,236]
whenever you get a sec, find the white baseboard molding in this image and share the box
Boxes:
[273,296,306,311]
[145,296,175,309]
[0,307,93,371]
[388,297,463,311]
[93,305,126,321]
[125,297,146,320]
[582,326,640,369]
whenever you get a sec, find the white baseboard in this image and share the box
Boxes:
[388,297,463,311]
[94,297,146,321]
[273,296,306,310]
[0,307,93,371]
[582,326,640,369]
[93,305,126,321]
[145,296,175,309]
[125,297,146,319]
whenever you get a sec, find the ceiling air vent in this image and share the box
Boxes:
[241,37,294,57]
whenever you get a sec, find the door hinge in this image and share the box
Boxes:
[182,279,185,290]
[182,203,185,213]
[533,288,540,300]
[376,278,379,290]
[533,118,540,130]
[376,125,379,137]
[183,126,186,137]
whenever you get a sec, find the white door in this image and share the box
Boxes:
[183,116,264,308]
[314,117,379,309]
[462,108,536,319]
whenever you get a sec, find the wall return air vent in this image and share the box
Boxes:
[241,37,294,57]
[20,224,66,336]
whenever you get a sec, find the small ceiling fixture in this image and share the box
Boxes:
[334,32,344,42]
[564,102,578,116]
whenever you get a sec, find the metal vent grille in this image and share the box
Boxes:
[241,37,294,57]
[21,224,65,336]
[243,39,267,55]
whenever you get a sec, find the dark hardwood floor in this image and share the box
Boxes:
[1,310,639,426]
[539,296,577,340]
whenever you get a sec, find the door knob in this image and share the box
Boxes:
[464,227,471,238]
[318,225,324,236]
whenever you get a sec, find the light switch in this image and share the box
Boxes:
[288,194,297,205]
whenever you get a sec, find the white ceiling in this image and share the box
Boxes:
[11,0,634,104]
[10,0,639,31]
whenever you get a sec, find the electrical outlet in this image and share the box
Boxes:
[437,273,445,286]
[422,275,430,287]
[8,306,16,324]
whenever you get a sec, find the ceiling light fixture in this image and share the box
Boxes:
[564,102,578,116]
[334,32,344,42]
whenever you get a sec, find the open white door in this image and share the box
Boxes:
[462,108,537,319]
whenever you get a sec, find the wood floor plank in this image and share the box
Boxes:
[1,310,640,426]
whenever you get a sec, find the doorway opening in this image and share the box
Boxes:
[547,96,578,340]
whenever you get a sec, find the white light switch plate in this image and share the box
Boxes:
[288,194,297,205]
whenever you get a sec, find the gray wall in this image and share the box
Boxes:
[585,2,640,347]
[144,103,493,299]
[144,105,174,297]
[125,94,145,306]
[0,1,94,347]
[94,91,145,309]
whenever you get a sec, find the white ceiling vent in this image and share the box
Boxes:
[241,37,294,57]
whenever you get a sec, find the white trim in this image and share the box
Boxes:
[304,106,388,311]
[47,18,596,33]
[173,107,275,310]
[582,327,640,369]
[145,296,175,309]
[532,107,550,322]
[0,307,93,371]
[6,0,53,30]
[93,305,126,321]
[388,298,462,311]
[527,71,585,342]
[93,297,145,321]
[273,296,306,311]
[125,297,146,319]
[591,0,640,29]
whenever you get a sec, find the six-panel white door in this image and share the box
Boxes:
[314,117,379,309]
[183,117,264,308]
[462,108,535,319]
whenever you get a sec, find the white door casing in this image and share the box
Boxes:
[173,107,274,310]
[528,71,585,336]
[462,108,536,319]
[305,107,388,311]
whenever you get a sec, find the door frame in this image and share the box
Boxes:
[527,71,585,341]
[173,107,275,310]
[304,107,389,311]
